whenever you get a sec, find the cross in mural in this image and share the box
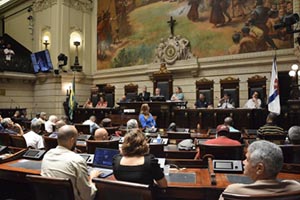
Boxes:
[167,16,177,36]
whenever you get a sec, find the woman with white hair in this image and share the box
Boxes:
[45,115,58,133]
[126,119,139,133]
[219,140,300,199]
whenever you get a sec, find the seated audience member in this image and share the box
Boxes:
[194,93,208,108]
[41,125,100,200]
[288,126,300,144]
[205,124,241,145]
[31,113,40,124]
[138,104,157,129]
[138,86,150,101]
[219,140,300,200]
[23,120,44,149]
[244,91,262,109]
[83,98,93,108]
[61,115,71,125]
[154,88,162,96]
[49,120,66,138]
[1,117,24,135]
[11,110,22,124]
[37,112,47,124]
[113,130,167,187]
[94,128,109,140]
[83,115,100,134]
[126,119,139,132]
[171,86,184,101]
[100,118,112,127]
[224,117,239,132]
[119,95,129,103]
[257,112,285,136]
[218,93,235,109]
[96,96,108,108]
[45,115,58,133]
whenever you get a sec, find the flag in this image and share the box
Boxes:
[68,75,76,120]
[268,56,280,115]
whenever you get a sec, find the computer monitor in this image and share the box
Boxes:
[31,49,53,73]
[150,96,166,102]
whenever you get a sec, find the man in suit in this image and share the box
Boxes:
[219,140,300,199]
[138,86,150,101]
[218,93,235,108]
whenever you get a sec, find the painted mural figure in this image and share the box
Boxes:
[248,0,277,49]
[209,0,225,27]
[97,10,113,60]
[187,0,200,22]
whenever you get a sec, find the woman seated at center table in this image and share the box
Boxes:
[112,130,167,187]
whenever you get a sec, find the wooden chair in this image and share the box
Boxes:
[10,134,27,148]
[152,64,173,99]
[93,178,153,200]
[220,76,240,108]
[124,83,138,102]
[222,190,300,200]
[105,126,120,136]
[247,75,267,108]
[104,84,115,108]
[43,136,58,151]
[26,174,74,200]
[86,139,119,154]
[149,143,165,158]
[280,145,300,164]
[199,143,244,160]
[74,124,91,134]
[0,132,11,146]
[257,134,287,145]
[196,78,214,105]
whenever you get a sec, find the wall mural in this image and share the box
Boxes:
[97,0,294,69]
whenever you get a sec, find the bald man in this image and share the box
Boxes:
[41,125,100,200]
[94,128,109,141]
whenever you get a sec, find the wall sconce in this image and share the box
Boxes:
[43,35,50,49]
[71,40,82,72]
[288,64,300,99]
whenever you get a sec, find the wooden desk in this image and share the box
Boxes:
[1,159,300,200]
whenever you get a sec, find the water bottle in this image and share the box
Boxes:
[156,133,161,143]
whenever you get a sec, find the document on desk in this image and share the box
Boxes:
[9,159,41,170]
[165,172,196,183]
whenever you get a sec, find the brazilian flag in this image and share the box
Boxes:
[68,75,76,120]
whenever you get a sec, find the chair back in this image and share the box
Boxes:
[86,139,119,154]
[0,132,11,146]
[93,178,153,200]
[222,190,300,200]
[280,145,300,164]
[43,136,58,151]
[74,124,91,134]
[167,132,191,140]
[258,134,287,145]
[199,143,244,160]
[26,174,74,200]
[10,134,27,148]
[105,126,119,136]
[149,143,165,158]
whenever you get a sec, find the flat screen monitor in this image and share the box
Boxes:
[31,49,53,73]
[151,96,166,102]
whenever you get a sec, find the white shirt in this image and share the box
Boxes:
[3,48,15,61]
[244,98,261,109]
[41,146,97,200]
[45,121,55,133]
[23,130,44,149]
[83,119,100,134]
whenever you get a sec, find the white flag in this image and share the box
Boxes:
[268,56,280,115]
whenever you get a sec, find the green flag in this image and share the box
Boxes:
[68,75,76,120]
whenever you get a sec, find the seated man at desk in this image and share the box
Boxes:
[94,128,109,141]
[257,112,285,136]
[218,93,235,109]
[23,120,44,149]
[138,86,150,101]
[83,115,100,134]
[41,125,101,200]
[288,126,300,144]
[244,91,262,109]
[194,93,208,108]
[219,140,300,199]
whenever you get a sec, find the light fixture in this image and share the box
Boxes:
[288,64,300,99]
[43,35,50,49]
[71,40,82,72]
